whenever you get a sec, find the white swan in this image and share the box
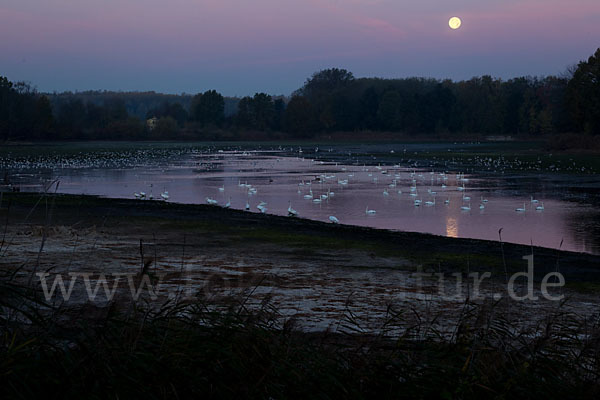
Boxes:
[287,201,298,216]
[329,215,339,224]
[365,206,376,215]
[424,198,435,206]
[530,196,539,204]
[224,197,231,208]
[461,203,471,211]
[536,202,544,211]
[206,197,218,205]
[515,203,526,212]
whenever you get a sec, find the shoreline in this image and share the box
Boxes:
[2,192,599,281]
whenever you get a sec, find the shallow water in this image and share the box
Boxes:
[2,145,599,255]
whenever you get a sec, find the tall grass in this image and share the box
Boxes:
[2,267,600,399]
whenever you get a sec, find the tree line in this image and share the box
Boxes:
[1,48,599,141]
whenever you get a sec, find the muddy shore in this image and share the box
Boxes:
[1,192,600,332]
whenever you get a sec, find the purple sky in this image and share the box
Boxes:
[1,0,599,96]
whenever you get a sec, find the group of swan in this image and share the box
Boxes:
[134,186,168,201]
[187,165,549,225]
[515,199,545,212]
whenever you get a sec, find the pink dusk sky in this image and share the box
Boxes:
[1,0,599,96]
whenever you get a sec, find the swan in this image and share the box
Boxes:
[312,197,322,203]
[536,202,544,211]
[140,191,146,199]
[206,197,218,205]
[218,185,225,192]
[287,201,298,216]
[134,192,141,199]
[161,191,169,201]
[462,194,471,201]
[365,206,376,215]
[224,197,231,208]
[479,203,485,210]
[414,199,422,206]
[245,199,250,210]
[515,203,526,212]
[303,189,313,200]
[530,196,539,204]
[444,198,450,205]
[461,203,471,211]
[383,189,389,196]
[424,198,435,206]
[329,215,339,224]
[481,195,488,203]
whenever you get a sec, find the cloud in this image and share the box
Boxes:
[309,0,404,39]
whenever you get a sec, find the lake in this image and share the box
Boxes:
[1,142,599,254]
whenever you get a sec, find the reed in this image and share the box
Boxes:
[2,268,600,399]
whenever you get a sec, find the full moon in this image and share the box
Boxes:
[449,17,462,30]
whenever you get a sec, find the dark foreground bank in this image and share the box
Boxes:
[2,192,599,280]
[2,192,600,399]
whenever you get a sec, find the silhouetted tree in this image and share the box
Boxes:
[298,68,355,100]
[377,90,403,131]
[250,93,274,131]
[146,102,188,126]
[358,87,379,130]
[284,96,316,137]
[271,98,285,131]
[567,48,600,134]
[191,90,224,126]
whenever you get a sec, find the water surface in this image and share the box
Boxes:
[2,144,599,255]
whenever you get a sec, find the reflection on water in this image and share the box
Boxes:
[2,148,599,255]
[446,217,458,239]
